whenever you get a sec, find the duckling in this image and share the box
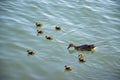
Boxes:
[55,26,61,30]
[37,30,43,34]
[36,22,42,27]
[27,50,35,56]
[78,54,86,62]
[67,43,96,51]
[45,35,53,40]
[64,65,72,71]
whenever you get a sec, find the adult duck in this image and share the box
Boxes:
[67,43,96,51]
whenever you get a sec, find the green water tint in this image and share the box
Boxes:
[0,0,120,80]
[28,22,95,71]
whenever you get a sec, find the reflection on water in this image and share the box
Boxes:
[0,0,120,80]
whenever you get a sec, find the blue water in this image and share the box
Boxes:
[0,0,120,80]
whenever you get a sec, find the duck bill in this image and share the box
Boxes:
[67,46,71,49]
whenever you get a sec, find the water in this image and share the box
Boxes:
[0,0,120,80]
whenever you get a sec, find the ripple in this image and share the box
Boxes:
[0,0,120,80]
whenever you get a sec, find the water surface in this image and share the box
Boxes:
[0,0,120,80]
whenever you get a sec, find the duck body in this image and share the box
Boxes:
[67,43,96,51]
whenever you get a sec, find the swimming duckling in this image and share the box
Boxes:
[45,35,53,40]
[78,54,86,62]
[55,26,61,30]
[67,43,96,51]
[64,65,72,71]
[37,30,43,34]
[36,22,42,27]
[27,50,35,56]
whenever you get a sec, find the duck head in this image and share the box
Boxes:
[27,50,30,52]
[67,43,76,49]
[78,54,83,58]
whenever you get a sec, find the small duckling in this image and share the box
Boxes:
[36,22,42,27]
[27,50,35,56]
[55,26,61,30]
[64,65,72,71]
[45,35,53,40]
[78,54,86,62]
[37,30,43,34]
